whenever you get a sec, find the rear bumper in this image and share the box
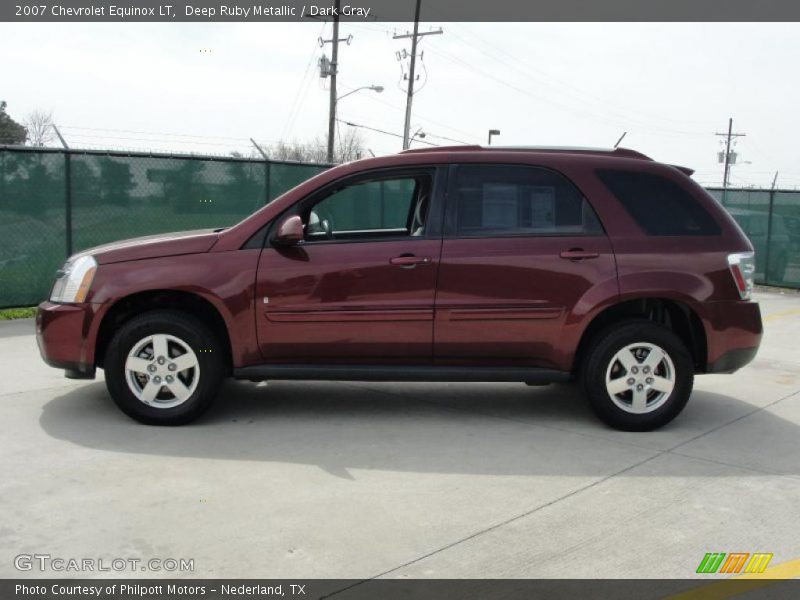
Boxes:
[706,345,760,374]
[703,300,762,374]
[36,301,99,379]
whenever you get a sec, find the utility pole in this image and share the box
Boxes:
[317,0,351,163]
[715,118,746,189]
[771,171,779,190]
[327,0,340,163]
[394,0,442,150]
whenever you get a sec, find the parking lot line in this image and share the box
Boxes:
[763,308,800,322]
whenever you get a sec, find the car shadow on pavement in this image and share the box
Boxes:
[39,379,800,477]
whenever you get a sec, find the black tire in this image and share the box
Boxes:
[104,310,225,425]
[581,319,694,431]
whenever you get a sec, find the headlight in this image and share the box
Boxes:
[50,255,98,303]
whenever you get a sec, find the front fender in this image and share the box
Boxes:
[87,250,261,367]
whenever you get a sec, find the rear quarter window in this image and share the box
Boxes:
[597,170,721,236]
[452,164,604,237]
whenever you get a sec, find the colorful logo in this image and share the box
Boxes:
[696,552,773,574]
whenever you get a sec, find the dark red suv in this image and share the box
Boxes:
[36,146,762,430]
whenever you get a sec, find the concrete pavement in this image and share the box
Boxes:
[1,289,799,579]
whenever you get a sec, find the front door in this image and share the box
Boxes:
[255,168,443,362]
[434,164,617,369]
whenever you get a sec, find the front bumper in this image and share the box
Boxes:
[36,301,100,379]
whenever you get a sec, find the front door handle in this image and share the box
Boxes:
[390,254,432,268]
[559,249,600,261]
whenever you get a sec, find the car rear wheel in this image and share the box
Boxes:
[105,310,224,425]
[581,319,694,431]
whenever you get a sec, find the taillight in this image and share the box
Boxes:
[727,252,755,300]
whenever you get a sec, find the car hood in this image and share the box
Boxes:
[75,229,221,265]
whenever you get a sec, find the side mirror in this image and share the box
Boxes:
[273,215,305,246]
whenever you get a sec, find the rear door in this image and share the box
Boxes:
[434,163,617,369]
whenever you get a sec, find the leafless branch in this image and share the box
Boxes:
[24,110,55,147]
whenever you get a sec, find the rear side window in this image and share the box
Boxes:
[597,170,720,236]
[452,165,603,237]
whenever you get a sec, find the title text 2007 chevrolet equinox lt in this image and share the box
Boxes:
[36,146,762,430]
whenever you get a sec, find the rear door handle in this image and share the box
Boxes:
[390,254,432,268]
[559,249,600,260]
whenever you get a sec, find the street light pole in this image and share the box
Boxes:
[336,85,384,103]
[487,129,500,145]
[332,86,383,158]
[409,127,426,145]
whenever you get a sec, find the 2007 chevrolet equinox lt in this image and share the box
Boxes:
[36,146,762,430]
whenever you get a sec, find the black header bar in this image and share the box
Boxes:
[4,0,800,22]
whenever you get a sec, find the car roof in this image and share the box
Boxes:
[400,145,652,160]
[396,145,695,175]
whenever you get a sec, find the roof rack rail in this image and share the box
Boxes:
[400,145,651,160]
[401,145,482,154]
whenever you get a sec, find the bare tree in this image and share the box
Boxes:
[267,137,326,163]
[24,110,55,147]
[335,128,366,163]
[267,130,365,164]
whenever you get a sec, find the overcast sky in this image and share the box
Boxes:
[1,21,799,187]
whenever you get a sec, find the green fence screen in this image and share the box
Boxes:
[2,146,800,309]
[0,147,329,308]
[707,188,800,288]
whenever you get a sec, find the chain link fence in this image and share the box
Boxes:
[707,188,800,289]
[0,146,329,308]
[2,147,799,308]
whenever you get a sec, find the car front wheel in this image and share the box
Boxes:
[104,310,224,425]
[581,320,694,431]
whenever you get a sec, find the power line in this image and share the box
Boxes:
[375,20,736,145]
[337,79,479,141]
[422,131,471,145]
[427,20,719,129]
[60,132,269,148]
[337,118,438,146]
[282,20,328,139]
[60,125,262,142]
[424,43,713,138]
[393,0,443,149]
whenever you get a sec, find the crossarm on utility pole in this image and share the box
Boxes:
[395,0,442,150]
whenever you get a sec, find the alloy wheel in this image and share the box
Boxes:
[604,342,676,414]
[124,334,200,409]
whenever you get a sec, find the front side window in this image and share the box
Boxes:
[304,174,431,241]
[452,165,603,237]
[597,169,721,236]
